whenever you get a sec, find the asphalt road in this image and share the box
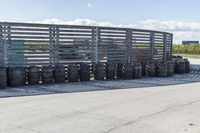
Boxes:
[0,58,200,133]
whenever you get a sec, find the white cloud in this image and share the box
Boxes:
[87,3,92,8]
[141,19,200,32]
[30,18,127,27]
[30,18,200,43]
[140,19,200,43]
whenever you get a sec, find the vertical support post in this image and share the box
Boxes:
[95,27,100,63]
[49,27,53,66]
[7,26,11,67]
[0,25,3,67]
[3,24,8,67]
[170,34,173,60]
[150,32,155,63]
[91,28,95,63]
[129,29,133,63]
[163,33,167,62]
[55,26,59,65]
[126,29,132,64]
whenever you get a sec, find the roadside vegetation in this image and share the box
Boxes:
[173,44,200,58]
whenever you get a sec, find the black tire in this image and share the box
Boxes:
[0,67,7,89]
[41,66,54,84]
[94,63,105,80]
[122,64,133,79]
[8,67,26,87]
[27,66,40,85]
[68,64,79,82]
[145,63,156,77]
[133,63,142,79]
[54,65,65,83]
[156,63,168,77]
[106,63,116,80]
[80,63,90,81]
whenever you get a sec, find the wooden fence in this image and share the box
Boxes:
[0,22,173,67]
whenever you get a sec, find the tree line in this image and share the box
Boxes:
[173,44,200,54]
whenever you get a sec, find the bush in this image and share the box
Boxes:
[173,44,200,55]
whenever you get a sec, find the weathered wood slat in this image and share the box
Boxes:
[100,34,126,37]
[59,33,93,36]
[10,32,50,35]
[10,27,50,32]
[100,31,126,34]
[10,36,50,39]
[59,37,92,39]
[59,29,92,33]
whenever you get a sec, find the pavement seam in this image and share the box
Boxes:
[103,98,200,133]
[0,121,44,133]
[78,111,129,122]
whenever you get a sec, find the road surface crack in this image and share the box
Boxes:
[103,98,200,133]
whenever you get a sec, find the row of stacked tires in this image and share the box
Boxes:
[0,57,190,89]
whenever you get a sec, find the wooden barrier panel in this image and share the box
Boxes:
[0,22,173,67]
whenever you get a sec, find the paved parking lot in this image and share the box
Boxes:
[0,58,200,133]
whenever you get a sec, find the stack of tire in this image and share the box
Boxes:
[94,63,105,80]
[133,63,142,79]
[156,62,168,77]
[176,59,186,74]
[68,64,79,82]
[41,66,54,84]
[145,63,156,77]
[106,63,116,80]
[122,64,133,79]
[172,55,190,74]
[167,61,175,76]
[0,67,7,89]
[116,63,123,79]
[80,63,90,81]
[27,66,40,85]
[141,62,147,76]
[8,67,26,87]
[54,65,65,83]
[184,59,190,73]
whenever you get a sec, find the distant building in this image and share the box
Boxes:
[182,41,199,45]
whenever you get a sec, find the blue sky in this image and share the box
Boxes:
[0,0,200,43]
[0,0,200,23]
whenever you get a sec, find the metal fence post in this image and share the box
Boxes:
[150,32,155,63]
